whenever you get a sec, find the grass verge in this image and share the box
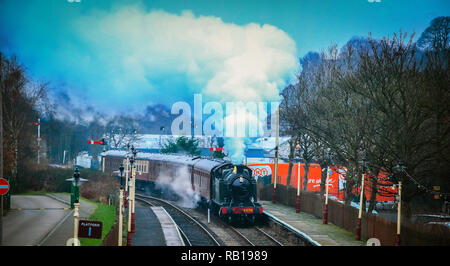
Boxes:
[79,198,116,246]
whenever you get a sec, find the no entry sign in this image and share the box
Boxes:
[0,178,9,195]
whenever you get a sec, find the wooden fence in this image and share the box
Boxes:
[258,183,450,245]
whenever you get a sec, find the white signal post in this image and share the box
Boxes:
[272,105,279,204]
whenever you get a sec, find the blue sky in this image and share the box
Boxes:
[0,0,448,117]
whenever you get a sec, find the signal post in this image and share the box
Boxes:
[272,105,279,204]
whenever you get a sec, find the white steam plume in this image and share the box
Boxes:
[155,165,200,208]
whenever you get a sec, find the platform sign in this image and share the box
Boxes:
[0,178,9,195]
[78,220,103,239]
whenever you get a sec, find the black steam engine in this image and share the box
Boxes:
[103,152,263,225]
[211,164,263,224]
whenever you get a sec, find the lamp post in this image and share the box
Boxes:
[356,156,367,241]
[118,164,124,246]
[68,168,82,209]
[124,154,130,209]
[65,168,87,246]
[393,161,406,246]
[131,146,137,234]
[127,151,134,246]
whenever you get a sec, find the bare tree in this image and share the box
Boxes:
[417,16,449,51]
[103,115,142,150]
[1,54,48,191]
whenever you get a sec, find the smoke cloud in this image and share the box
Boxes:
[155,165,200,208]
[0,1,298,114]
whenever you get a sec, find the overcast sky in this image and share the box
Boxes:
[0,0,448,116]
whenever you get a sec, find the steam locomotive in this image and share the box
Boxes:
[103,151,263,224]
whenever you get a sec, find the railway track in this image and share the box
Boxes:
[177,204,285,246]
[228,226,284,246]
[135,194,221,246]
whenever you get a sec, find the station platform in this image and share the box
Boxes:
[131,202,184,246]
[260,201,364,246]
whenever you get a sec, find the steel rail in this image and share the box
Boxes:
[255,227,284,246]
[135,194,220,246]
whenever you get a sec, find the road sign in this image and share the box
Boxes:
[0,178,9,195]
[78,220,103,239]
